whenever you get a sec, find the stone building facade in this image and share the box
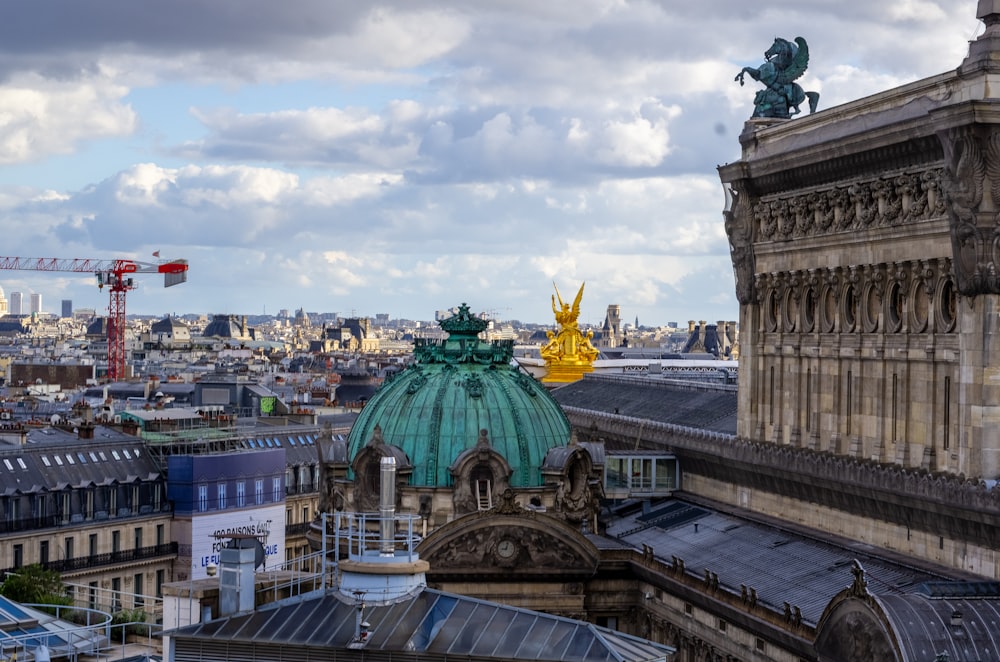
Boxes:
[717,1,1000,581]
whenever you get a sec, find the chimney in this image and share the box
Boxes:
[380,457,397,556]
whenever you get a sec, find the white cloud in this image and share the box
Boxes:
[0,71,135,164]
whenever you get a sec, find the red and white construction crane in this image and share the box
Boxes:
[0,256,189,381]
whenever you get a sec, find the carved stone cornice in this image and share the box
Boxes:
[748,136,944,197]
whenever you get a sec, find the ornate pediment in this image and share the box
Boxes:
[418,508,599,578]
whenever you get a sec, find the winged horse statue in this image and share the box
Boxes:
[735,37,819,119]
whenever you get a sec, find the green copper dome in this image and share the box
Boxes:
[348,304,571,487]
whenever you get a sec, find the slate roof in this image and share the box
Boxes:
[606,498,965,628]
[0,428,160,495]
[550,375,737,434]
[876,590,1000,660]
[169,588,674,661]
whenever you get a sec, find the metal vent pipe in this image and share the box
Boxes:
[379,456,396,555]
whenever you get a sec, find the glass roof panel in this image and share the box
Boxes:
[546,621,581,660]
[287,598,341,645]
[454,604,510,656]
[439,601,498,657]
[484,611,538,658]
[512,617,558,659]
[364,598,424,648]
[606,627,674,660]
[563,626,597,660]
[395,593,457,651]
[425,599,485,654]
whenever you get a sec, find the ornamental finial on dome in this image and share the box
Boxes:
[439,303,488,335]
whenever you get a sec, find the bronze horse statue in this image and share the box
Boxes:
[736,37,819,119]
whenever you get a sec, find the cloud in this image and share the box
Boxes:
[0,71,135,164]
[0,0,984,325]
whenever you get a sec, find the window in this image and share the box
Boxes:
[54,455,63,466]
[218,483,227,509]
[756,638,766,652]
[89,533,98,557]
[39,540,49,565]
[77,453,87,464]
[3,459,12,471]
[112,530,121,553]
[684,603,693,616]
[255,480,264,505]
[198,485,208,512]
[111,450,121,461]
[65,454,74,465]
[156,524,165,546]
[61,492,70,522]
[65,537,74,561]
[236,482,246,508]
[111,577,121,612]
[134,527,143,550]
[155,569,165,598]
[302,506,309,524]
[109,488,118,516]
[152,483,162,511]
[88,581,98,610]
[85,491,95,519]
[16,458,25,469]
[272,477,281,502]
[132,485,140,513]
[12,544,22,569]
[718,619,727,632]
[41,456,51,467]
[133,574,144,608]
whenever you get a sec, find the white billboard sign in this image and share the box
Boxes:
[189,504,286,580]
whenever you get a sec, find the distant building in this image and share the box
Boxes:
[10,291,22,315]
[61,299,72,318]
[0,285,7,316]
[29,293,41,315]
[679,320,738,359]
[202,314,254,343]
[599,304,622,348]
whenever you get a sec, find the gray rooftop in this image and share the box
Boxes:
[551,375,737,434]
[606,499,951,627]
[170,588,674,661]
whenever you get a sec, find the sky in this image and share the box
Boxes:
[0,1,983,327]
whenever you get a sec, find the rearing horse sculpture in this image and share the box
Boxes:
[735,37,819,119]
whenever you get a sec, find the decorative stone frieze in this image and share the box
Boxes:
[746,168,947,243]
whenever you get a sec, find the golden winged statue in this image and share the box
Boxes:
[541,282,599,383]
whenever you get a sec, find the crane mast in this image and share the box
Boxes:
[0,256,189,381]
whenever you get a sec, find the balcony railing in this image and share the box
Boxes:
[0,543,178,579]
[0,506,172,534]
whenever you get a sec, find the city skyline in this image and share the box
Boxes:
[0,1,980,324]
